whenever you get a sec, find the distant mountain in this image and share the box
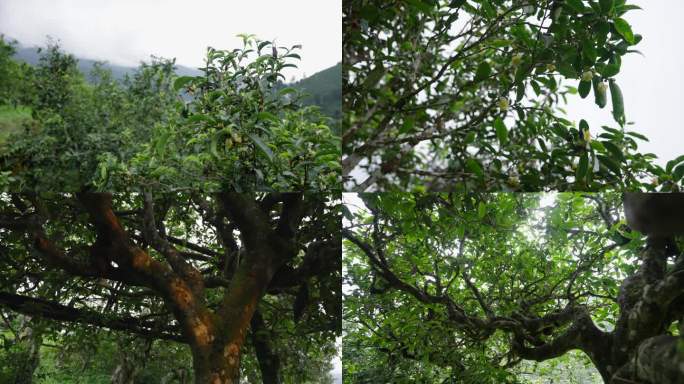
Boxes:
[10,42,340,123]
[11,44,201,80]
[293,62,341,121]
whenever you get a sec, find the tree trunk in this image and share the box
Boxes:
[13,316,42,384]
[111,361,137,384]
[191,345,242,384]
[251,310,281,384]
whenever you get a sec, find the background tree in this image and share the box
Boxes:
[1,36,340,192]
[343,0,684,192]
[343,192,684,383]
[0,36,35,156]
[0,36,34,107]
[0,191,341,383]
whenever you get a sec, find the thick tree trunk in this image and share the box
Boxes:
[610,335,684,384]
[51,192,300,384]
[251,310,281,384]
[191,344,242,384]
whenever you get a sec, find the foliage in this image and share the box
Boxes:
[294,62,342,133]
[342,192,682,382]
[342,0,683,192]
[11,41,341,132]
[0,191,341,382]
[0,36,340,192]
[0,316,195,384]
[0,105,33,148]
[0,36,35,107]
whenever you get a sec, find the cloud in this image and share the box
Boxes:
[0,0,341,80]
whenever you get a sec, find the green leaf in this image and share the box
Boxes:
[674,164,684,181]
[464,131,476,144]
[578,80,591,98]
[576,153,589,181]
[593,77,607,108]
[598,154,621,176]
[342,205,354,221]
[465,159,484,178]
[590,141,605,152]
[601,62,620,78]
[478,201,487,219]
[582,44,598,64]
[406,0,434,13]
[173,76,195,91]
[625,131,648,142]
[257,40,271,53]
[257,111,279,122]
[247,133,274,161]
[363,65,385,90]
[210,133,219,157]
[186,114,211,124]
[599,0,614,14]
[278,87,298,96]
[474,62,492,82]
[579,119,589,133]
[614,18,635,44]
[602,141,625,162]
[609,80,625,126]
[494,117,508,144]
[666,155,684,173]
[565,0,586,13]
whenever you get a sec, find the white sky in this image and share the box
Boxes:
[0,0,341,81]
[564,0,683,166]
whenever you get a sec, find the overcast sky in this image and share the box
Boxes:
[0,0,341,81]
[564,0,682,166]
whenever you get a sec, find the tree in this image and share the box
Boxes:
[343,192,684,383]
[0,191,341,383]
[343,0,684,192]
[0,36,34,107]
[1,36,340,192]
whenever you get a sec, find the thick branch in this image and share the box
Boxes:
[142,192,205,295]
[0,291,184,342]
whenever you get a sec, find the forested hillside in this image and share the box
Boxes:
[11,41,341,124]
[11,43,202,79]
[294,63,341,122]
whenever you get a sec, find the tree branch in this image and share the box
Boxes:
[0,291,184,343]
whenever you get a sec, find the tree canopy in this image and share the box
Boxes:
[1,191,341,383]
[343,0,684,192]
[0,35,340,192]
[343,192,684,383]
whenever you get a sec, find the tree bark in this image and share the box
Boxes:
[251,310,281,384]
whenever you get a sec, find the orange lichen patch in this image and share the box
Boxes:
[131,249,152,269]
[223,343,240,366]
[170,278,193,310]
[192,320,212,346]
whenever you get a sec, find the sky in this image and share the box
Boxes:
[0,0,341,81]
[564,0,683,166]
